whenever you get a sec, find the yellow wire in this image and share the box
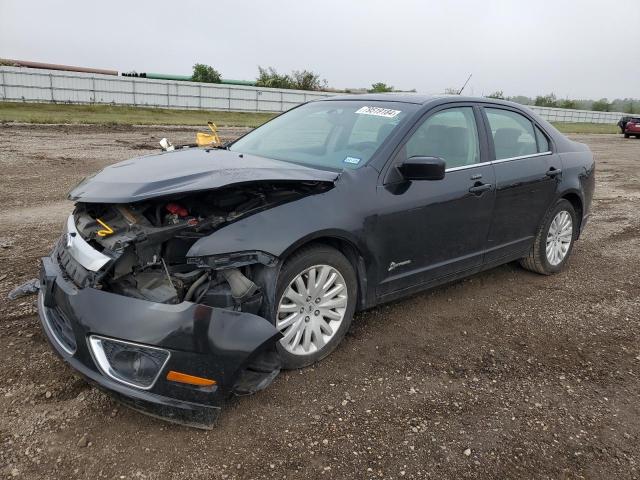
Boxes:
[96,218,114,237]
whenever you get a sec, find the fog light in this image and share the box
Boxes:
[88,335,170,389]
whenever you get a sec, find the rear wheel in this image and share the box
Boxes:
[273,245,357,369]
[520,199,577,275]
[624,133,630,138]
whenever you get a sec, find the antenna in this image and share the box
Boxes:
[458,74,472,95]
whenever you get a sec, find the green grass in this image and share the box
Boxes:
[551,122,618,134]
[0,102,276,128]
[0,102,621,134]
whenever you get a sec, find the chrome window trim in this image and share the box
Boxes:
[445,161,491,172]
[491,151,553,165]
[444,151,552,172]
[88,335,171,391]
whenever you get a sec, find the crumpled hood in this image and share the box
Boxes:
[68,148,339,203]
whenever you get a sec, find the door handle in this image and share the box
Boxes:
[469,182,492,194]
[546,167,562,178]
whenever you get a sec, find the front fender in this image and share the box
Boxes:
[186,184,370,261]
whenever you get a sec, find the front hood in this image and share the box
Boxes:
[69,148,339,203]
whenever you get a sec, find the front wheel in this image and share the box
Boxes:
[520,199,577,275]
[273,245,357,369]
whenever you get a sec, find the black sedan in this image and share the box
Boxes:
[38,95,595,427]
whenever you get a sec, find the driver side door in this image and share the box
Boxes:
[374,104,496,298]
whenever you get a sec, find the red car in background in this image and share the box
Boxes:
[623,117,640,138]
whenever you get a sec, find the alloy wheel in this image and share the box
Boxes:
[276,265,348,355]
[546,210,573,266]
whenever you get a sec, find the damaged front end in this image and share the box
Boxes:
[38,180,332,428]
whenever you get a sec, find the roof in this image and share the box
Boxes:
[323,93,441,104]
[320,93,525,109]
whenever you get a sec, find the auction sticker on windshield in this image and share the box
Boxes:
[355,106,401,118]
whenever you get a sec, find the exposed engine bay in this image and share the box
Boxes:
[67,181,331,313]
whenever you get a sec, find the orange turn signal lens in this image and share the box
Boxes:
[166,370,216,387]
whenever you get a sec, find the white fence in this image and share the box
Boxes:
[0,66,627,123]
[0,66,334,112]
[528,105,623,125]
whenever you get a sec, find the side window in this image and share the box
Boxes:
[485,108,537,160]
[535,126,550,153]
[405,107,480,169]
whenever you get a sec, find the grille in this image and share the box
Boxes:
[45,305,78,354]
[55,238,97,288]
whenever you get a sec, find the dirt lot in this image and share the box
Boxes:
[0,125,638,480]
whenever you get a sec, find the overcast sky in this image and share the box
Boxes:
[1,0,638,99]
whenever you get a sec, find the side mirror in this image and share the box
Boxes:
[397,156,446,181]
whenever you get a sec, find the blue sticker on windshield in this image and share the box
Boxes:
[344,156,361,165]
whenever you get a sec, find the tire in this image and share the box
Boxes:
[624,133,630,138]
[519,199,577,275]
[272,245,357,369]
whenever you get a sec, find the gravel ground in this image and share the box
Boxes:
[0,124,638,480]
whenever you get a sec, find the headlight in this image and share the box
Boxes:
[88,335,170,390]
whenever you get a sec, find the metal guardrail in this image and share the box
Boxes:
[0,66,628,123]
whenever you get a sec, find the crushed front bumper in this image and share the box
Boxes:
[38,253,281,428]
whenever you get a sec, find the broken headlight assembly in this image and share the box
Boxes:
[187,251,277,269]
[88,335,170,390]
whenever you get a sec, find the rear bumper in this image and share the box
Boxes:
[38,253,281,428]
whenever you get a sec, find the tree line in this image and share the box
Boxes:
[192,64,637,112]
[486,91,638,114]
[191,63,405,93]
[192,63,330,91]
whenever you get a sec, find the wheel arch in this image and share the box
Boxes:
[278,232,374,311]
[559,190,584,234]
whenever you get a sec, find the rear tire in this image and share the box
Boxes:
[272,245,357,369]
[520,199,577,275]
[624,133,630,138]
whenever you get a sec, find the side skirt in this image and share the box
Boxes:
[375,247,530,306]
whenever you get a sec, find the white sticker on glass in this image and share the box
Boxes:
[355,106,401,118]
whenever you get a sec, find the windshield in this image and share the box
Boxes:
[229,100,417,170]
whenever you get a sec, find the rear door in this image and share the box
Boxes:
[374,104,496,297]
[480,106,561,263]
